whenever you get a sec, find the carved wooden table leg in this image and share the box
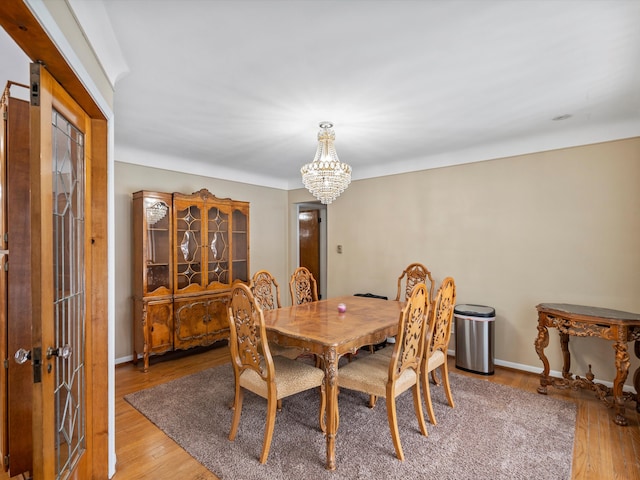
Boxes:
[535,317,550,394]
[612,339,631,426]
[323,347,338,470]
[635,340,640,413]
[559,332,572,379]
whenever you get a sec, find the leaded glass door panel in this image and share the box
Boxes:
[207,206,229,287]
[231,208,249,283]
[30,63,92,480]
[174,201,203,293]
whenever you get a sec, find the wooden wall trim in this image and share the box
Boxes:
[0,1,104,119]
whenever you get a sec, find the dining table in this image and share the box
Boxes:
[261,294,404,470]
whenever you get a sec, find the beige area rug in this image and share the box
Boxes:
[124,363,576,480]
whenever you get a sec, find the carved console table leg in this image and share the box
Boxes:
[635,340,640,413]
[612,340,631,426]
[559,332,572,379]
[535,319,550,394]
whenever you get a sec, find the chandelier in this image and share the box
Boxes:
[301,122,352,204]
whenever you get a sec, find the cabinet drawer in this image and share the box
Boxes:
[174,294,230,350]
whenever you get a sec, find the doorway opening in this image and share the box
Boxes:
[296,203,327,300]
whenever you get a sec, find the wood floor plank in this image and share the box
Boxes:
[595,396,616,478]
[571,396,590,479]
[614,402,640,480]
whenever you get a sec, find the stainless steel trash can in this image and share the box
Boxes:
[454,304,496,375]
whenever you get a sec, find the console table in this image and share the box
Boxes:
[534,303,640,426]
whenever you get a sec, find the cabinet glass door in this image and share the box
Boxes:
[207,206,229,286]
[175,203,203,290]
[231,209,248,282]
[144,198,170,293]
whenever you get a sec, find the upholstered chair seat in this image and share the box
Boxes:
[337,355,419,398]
[239,356,325,399]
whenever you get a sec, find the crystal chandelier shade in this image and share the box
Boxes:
[301,122,352,205]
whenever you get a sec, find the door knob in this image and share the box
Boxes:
[15,347,43,383]
[14,348,31,364]
[47,344,72,360]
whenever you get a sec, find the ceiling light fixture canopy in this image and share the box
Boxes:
[301,122,352,205]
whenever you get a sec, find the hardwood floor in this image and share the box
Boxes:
[111,346,640,480]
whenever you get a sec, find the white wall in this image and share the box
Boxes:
[114,162,289,362]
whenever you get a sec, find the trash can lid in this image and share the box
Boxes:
[454,304,495,317]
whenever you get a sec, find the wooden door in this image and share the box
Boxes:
[0,85,6,476]
[29,63,93,480]
[0,3,109,477]
[2,86,34,477]
[299,209,320,297]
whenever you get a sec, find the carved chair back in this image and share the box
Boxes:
[395,262,435,304]
[228,283,274,381]
[390,282,430,378]
[251,269,281,311]
[421,276,457,425]
[426,277,457,358]
[289,266,319,305]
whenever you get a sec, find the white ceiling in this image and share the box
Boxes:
[2,1,640,190]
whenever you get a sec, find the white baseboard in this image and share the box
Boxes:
[116,354,137,365]
[447,348,636,392]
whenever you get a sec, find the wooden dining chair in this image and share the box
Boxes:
[250,270,302,360]
[337,283,430,461]
[227,283,326,464]
[421,276,457,425]
[289,266,319,305]
[383,262,434,348]
[251,269,282,310]
[395,262,435,303]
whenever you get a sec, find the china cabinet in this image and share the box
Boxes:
[133,189,249,371]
